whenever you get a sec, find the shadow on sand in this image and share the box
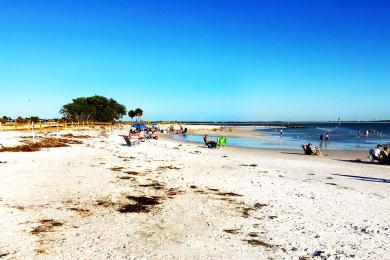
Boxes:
[280,152,307,156]
[336,159,385,165]
[333,173,390,184]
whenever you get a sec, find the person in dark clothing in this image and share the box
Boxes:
[302,143,321,155]
[203,135,217,148]
[380,146,389,164]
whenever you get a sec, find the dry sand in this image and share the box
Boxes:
[0,129,389,259]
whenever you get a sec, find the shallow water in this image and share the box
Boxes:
[169,123,390,150]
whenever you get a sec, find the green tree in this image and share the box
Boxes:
[60,95,126,122]
[128,110,135,121]
[0,116,9,123]
[30,116,40,123]
[16,116,28,123]
[134,108,143,122]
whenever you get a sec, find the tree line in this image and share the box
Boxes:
[0,116,40,124]
[60,95,142,122]
[2,96,140,123]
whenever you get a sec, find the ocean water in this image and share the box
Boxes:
[169,123,390,150]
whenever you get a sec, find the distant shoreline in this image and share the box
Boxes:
[164,121,390,124]
[163,123,390,152]
[157,121,390,129]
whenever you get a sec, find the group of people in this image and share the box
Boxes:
[177,126,188,135]
[166,125,188,135]
[370,144,389,164]
[356,129,384,138]
[302,142,390,163]
[320,133,329,141]
[129,127,159,140]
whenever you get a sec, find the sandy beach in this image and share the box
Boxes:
[1,128,389,259]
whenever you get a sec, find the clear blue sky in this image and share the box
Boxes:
[0,0,389,121]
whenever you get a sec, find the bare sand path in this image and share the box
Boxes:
[0,130,389,259]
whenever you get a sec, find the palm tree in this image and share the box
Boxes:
[128,110,135,121]
[134,108,143,122]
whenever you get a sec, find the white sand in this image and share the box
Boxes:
[0,130,389,259]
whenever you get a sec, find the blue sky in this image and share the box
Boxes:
[0,0,389,121]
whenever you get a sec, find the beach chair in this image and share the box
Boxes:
[130,134,145,142]
[203,136,217,148]
[123,136,138,146]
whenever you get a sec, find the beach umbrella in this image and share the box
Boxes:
[132,123,148,130]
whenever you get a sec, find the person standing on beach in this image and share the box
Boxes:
[280,129,283,136]
[325,133,329,141]
[320,133,324,141]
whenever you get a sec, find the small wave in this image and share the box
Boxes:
[316,127,334,132]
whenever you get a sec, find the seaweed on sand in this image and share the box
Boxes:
[68,207,93,217]
[0,138,82,152]
[239,164,258,167]
[117,176,135,180]
[61,133,91,138]
[109,166,124,172]
[156,165,181,171]
[96,198,113,208]
[240,207,255,218]
[117,196,161,213]
[243,239,273,248]
[126,195,161,205]
[216,192,243,197]
[139,182,166,190]
[31,219,64,255]
[31,219,64,235]
[0,251,10,257]
[223,228,241,234]
[165,188,185,198]
[254,203,267,209]
[124,171,142,175]
[117,203,150,213]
